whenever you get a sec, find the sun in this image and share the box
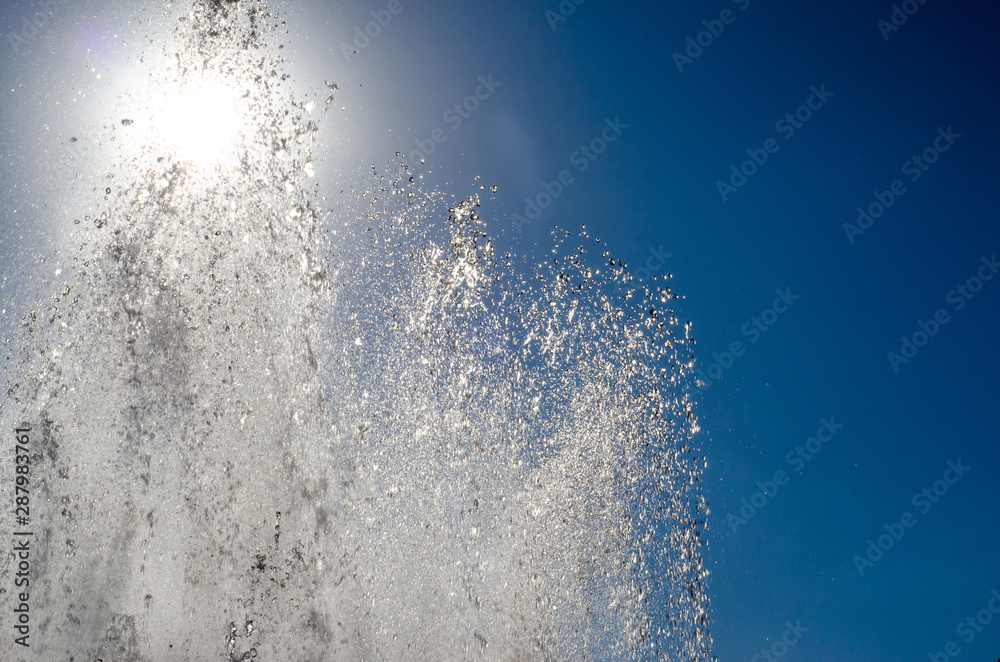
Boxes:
[161,80,246,167]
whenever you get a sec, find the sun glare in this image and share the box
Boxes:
[162,81,245,167]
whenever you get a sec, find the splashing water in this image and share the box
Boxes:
[1,1,712,660]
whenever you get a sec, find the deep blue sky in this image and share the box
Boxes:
[301,1,999,659]
[301,1,1000,658]
[3,0,999,659]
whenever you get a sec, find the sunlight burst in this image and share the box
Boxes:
[161,81,246,167]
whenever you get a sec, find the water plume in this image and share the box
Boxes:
[1,1,712,659]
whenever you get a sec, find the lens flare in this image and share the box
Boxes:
[161,81,245,166]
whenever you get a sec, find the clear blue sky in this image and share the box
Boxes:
[295,1,999,658]
[2,0,998,659]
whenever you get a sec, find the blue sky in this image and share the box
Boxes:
[2,0,998,659]
[299,1,999,658]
